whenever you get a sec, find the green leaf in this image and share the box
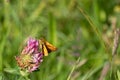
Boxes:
[0,72,3,80]
[4,68,20,75]
[117,70,120,80]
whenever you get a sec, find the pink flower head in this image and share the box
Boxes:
[28,52,43,72]
[21,37,39,54]
[16,37,43,72]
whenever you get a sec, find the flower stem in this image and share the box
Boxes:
[24,76,30,80]
[20,70,30,80]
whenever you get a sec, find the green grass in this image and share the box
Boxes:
[0,0,120,80]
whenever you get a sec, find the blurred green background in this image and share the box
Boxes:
[0,0,120,80]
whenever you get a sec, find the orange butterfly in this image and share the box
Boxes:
[39,38,57,56]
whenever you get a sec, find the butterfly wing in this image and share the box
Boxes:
[39,38,57,56]
[42,44,48,56]
[44,41,57,53]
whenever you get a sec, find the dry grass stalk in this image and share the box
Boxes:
[112,28,120,57]
[99,62,110,80]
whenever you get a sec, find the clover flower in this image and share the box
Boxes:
[15,37,43,72]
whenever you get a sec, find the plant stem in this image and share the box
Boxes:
[67,57,80,80]
[24,76,30,80]
[0,0,10,72]
[48,12,57,45]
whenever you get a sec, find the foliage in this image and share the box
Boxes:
[0,0,120,80]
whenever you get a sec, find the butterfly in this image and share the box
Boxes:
[39,38,57,56]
